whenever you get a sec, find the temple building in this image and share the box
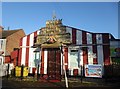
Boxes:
[10,18,120,80]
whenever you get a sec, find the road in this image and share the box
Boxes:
[1,77,120,89]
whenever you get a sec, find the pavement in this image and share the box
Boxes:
[1,76,120,89]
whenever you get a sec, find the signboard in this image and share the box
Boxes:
[85,64,102,78]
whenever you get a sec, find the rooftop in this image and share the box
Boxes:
[1,29,24,39]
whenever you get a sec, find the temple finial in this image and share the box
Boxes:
[52,10,56,20]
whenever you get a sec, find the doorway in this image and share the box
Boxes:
[47,48,61,80]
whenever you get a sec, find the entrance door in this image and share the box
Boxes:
[47,48,61,80]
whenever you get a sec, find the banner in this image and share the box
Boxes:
[85,64,102,78]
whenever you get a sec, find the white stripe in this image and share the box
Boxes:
[76,30,82,45]
[77,31,83,66]
[66,27,72,42]
[96,34,104,75]
[28,33,34,68]
[29,67,32,73]
[87,46,93,64]
[44,49,47,74]
[87,33,93,64]
[29,33,34,46]
[96,34,103,64]
[21,36,27,65]
[61,48,65,75]
[68,47,71,69]
[37,30,40,35]
[97,46,103,64]
[79,49,83,66]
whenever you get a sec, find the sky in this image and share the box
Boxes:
[1,1,119,38]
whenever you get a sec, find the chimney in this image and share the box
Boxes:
[0,26,4,38]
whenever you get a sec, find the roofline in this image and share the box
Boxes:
[3,28,24,31]
[65,25,112,35]
[2,29,25,39]
[110,39,120,41]
[22,25,117,41]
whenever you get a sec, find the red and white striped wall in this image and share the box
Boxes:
[66,26,110,76]
[18,30,40,73]
[18,26,111,76]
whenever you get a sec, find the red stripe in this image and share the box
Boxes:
[72,28,76,44]
[14,58,17,66]
[34,31,38,44]
[25,35,30,66]
[18,38,23,66]
[102,34,110,65]
[82,31,88,65]
[64,48,68,70]
[32,68,36,74]
[11,50,18,66]
[34,31,38,37]
[40,48,44,74]
[92,34,98,64]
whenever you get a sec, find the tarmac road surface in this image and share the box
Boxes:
[1,77,120,89]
